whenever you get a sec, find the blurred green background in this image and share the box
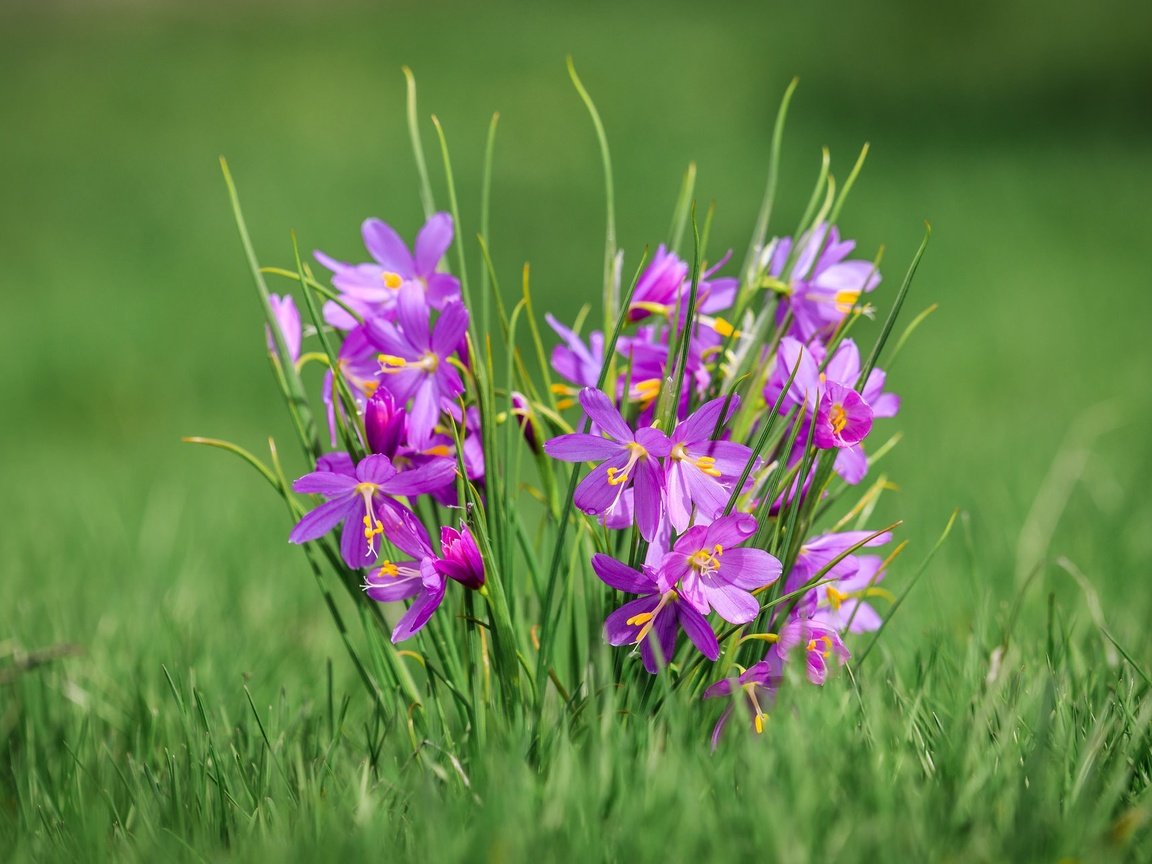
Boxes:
[2,0,1150,697]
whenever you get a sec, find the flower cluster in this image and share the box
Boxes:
[542,226,901,740]
[205,79,923,748]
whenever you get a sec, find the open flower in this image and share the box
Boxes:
[657,514,781,624]
[288,453,455,568]
[315,212,461,329]
[363,553,445,643]
[593,553,718,674]
[664,395,756,531]
[544,387,670,541]
[704,654,784,745]
[776,616,850,685]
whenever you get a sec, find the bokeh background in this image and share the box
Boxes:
[2,0,1150,699]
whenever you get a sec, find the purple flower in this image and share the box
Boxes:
[776,616,850,685]
[435,522,485,589]
[364,389,408,459]
[812,555,888,634]
[664,396,756,532]
[322,324,381,446]
[545,314,604,399]
[367,285,468,447]
[544,387,670,541]
[656,514,781,624]
[593,553,719,674]
[510,391,540,453]
[704,654,784,743]
[315,213,461,329]
[288,453,454,568]
[783,528,892,615]
[266,293,301,362]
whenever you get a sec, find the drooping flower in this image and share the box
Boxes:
[775,616,850,685]
[656,514,781,624]
[627,245,737,324]
[288,453,455,568]
[664,395,756,532]
[544,387,670,541]
[265,293,302,363]
[593,553,718,674]
[367,285,468,447]
[703,653,784,744]
[315,213,461,329]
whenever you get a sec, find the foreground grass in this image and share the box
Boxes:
[3,594,1150,862]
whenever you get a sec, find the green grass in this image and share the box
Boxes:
[2,1,1152,860]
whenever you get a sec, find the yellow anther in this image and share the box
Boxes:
[694,455,722,477]
[606,467,630,486]
[378,354,407,368]
[713,544,724,556]
[826,586,848,611]
[378,560,400,578]
[381,271,403,290]
[422,445,452,457]
[550,383,575,396]
[806,636,833,658]
[632,378,661,407]
[754,713,765,735]
[829,404,847,435]
[555,398,575,410]
[834,288,860,314]
[626,612,654,627]
[711,317,739,338]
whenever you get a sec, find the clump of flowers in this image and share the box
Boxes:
[191,69,934,752]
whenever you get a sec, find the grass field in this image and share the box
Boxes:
[3,2,1152,861]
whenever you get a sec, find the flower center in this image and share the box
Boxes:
[606,441,648,487]
[806,635,833,658]
[670,443,722,477]
[381,271,403,290]
[689,544,724,575]
[829,404,847,435]
[833,288,860,314]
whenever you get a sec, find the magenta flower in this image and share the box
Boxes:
[776,616,850,685]
[813,380,872,449]
[364,389,408,459]
[704,653,784,744]
[315,213,461,329]
[288,453,454,568]
[367,285,468,447]
[664,396,756,532]
[544,387,670,541]
[435,522,485,589]
[656,514,781,624]
[593,553,718,674]
[265,293,301,362]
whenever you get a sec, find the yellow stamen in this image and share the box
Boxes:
[550,383,575,396]
[806,636,833,658]
[625,611,654,627]
[688,544,724,573]
[555,398,575,410]
[834,288,860,314]
[606,466,629,486]
[830,404,847,435]
[378,354,407,368]
[422,445,452,457]
[711,317,739,338]
[377,560,400,578]
[826,586,848,611]
[381,271,403,290]
[631,378,661,407]
[754,713,766,735]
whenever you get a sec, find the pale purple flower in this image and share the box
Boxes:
[266,293,301,362]
[812,555,888,634]
[656,514,781,624]
[593,553,718,674]
[776,616,850,685]
[543,387,670,541]
[315,213,461,329]
[664,396,756,532]
[288,453,454,568]
[367,285,468,447]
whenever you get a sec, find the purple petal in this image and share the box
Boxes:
[396,283,431,349]
[664,462,694,533]
[577,388,633,442]
[591,554,653,594]
[719,548,782,591]
[355,454,398,486]
[414,212,454,275]
[364,567,423,602]
[362,218,415,275]
[391,579,446,643]
[677,602,720,660]
[632,457,663,542]
[703,581,760,625]
[425,272,461,308]
[640,605,678,674]
[544,433,622,462]
[634,426,672,457]
[573,452,630,516]
[385,456,456,497]
[292,471,358,497]
[702,513,758,548]
[431,300,470,356]
[675,396,736,445]
[340,510,376,569]
[289,497,352,544]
